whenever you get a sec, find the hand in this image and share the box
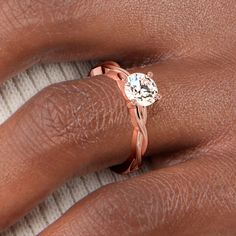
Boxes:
[0,0,235,235]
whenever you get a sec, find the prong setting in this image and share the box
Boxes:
[147,71,153,78]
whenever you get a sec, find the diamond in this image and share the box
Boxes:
[124,73,159,106]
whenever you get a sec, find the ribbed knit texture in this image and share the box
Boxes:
[0,61,149,236]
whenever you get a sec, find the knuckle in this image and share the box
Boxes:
[80,184,131,235]
[33,77,127,148]
[81,182,161,235]
[0,1,33,31]
[34,82,89,146]
[0,0,94,36]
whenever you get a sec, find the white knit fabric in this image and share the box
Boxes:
[0,61,148,236]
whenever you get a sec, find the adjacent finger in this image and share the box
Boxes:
[1,0,235,83]
[40,136,236,236]
[0,59,233,229]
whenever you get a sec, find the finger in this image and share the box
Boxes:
[0,59,233,230]
[0,72,131,229]
[40,136,236,236]
[1,0,235,82]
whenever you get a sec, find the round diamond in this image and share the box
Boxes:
[124,73,158,106]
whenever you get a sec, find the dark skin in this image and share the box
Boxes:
[0,0,235,235]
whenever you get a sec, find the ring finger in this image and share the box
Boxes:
[0,58,232,229]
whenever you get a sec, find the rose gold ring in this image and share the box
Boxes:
[90,61,161,174]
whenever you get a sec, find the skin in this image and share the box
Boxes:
[0,0,235,235]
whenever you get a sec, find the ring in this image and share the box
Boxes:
[90,61,161,174]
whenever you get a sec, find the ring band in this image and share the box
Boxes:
[90,61,160,174]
